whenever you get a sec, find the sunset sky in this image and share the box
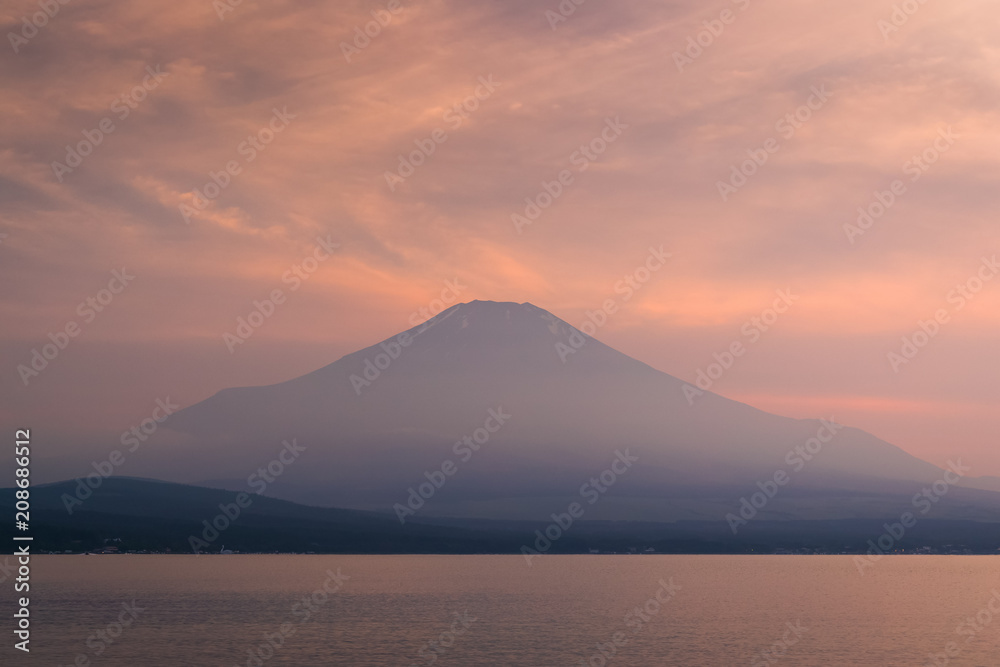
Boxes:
[1,0,998,479]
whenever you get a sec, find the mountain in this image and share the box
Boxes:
[6,477,999,555]
[140,300,1000,523]
[1,477,512,554]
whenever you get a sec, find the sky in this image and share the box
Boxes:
[1,0,998,480]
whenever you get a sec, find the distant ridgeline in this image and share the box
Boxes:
[2,478,998,556]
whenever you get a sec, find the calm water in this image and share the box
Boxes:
[8,555,999,665]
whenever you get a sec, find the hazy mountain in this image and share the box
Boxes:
[143,300,1000,522]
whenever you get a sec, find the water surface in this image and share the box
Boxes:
[13,555,1000,665]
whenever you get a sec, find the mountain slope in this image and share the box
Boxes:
[140,300,993,521]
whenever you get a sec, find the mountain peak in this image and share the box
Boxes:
[463,299,535,307]
[403,299,577,349]
[442,299,548,319]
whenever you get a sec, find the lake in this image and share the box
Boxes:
[15,555,999,665]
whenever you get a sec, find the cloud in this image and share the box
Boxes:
[1,0,998,476]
